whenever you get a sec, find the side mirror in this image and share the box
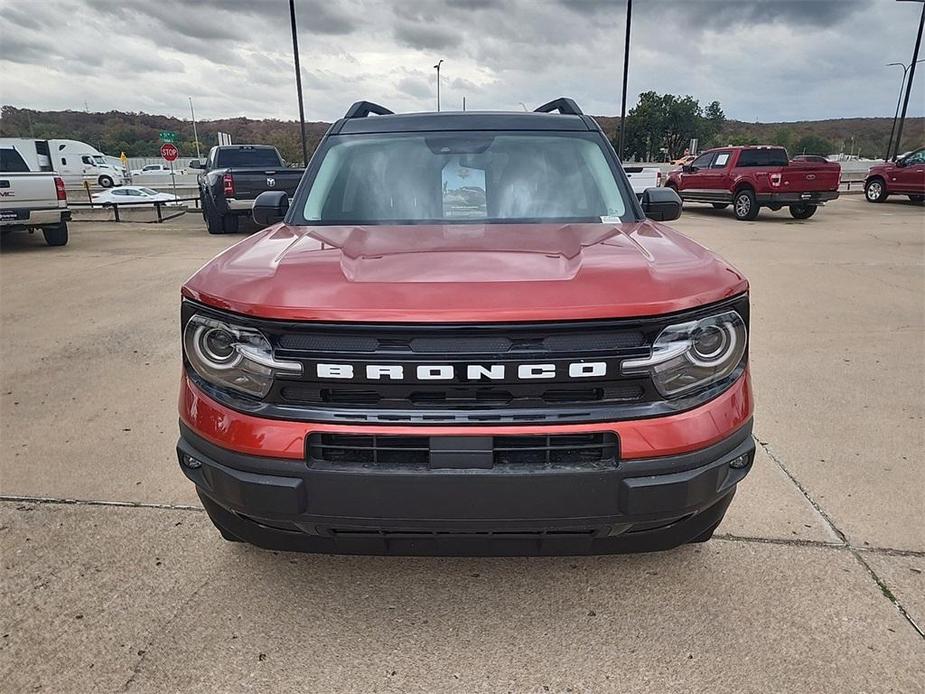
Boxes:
[641,187,682,222]
[253,191,289,226]
[681,164,693,173]
[188,160,202,169]
[895,158,907,168]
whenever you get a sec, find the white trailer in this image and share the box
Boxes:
[0,138,125,188]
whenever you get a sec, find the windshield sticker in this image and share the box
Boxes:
[442,158,487,218]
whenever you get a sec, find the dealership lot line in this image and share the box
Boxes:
[1,195,923,689]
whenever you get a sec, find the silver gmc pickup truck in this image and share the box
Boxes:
[1,144,71,246]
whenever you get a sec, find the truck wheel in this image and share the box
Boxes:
[222,214,239,234]
[98,175,114,188]
[711,203,728,210]
[733,189,759,221]
[908,195,924,203]
[788,204,817,219]
[204,198,225,234]
[864,177,887,203]
[42,222,69,247]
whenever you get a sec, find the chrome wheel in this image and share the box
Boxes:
[735,195,750,217]
[865,181,882,201]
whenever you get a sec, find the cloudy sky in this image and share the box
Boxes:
[1,0,923,123]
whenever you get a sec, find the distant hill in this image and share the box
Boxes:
[2,105,923,163]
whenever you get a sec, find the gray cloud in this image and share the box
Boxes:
[393,20,464,50]
[0,0,921,124]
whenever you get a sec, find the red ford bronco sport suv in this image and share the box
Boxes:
[177,98,754,556]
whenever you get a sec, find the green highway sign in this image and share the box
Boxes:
[159,131,178,143]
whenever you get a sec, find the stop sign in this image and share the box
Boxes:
[160,143,179,161]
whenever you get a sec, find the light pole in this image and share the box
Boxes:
[434,59,444,111]
[884,61,924,160]
[618,0,632,160]
[892,0,925,161]
[189,97,201,160]
[289,0,308,166]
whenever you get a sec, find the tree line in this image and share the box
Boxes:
[2,102,921,163]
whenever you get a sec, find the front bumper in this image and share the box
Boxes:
[178,418,755,555]
[756,191,839,205]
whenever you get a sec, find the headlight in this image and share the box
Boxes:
[183,314,301,398]
[621,310,747,397]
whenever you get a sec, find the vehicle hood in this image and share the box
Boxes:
[867,162,894,175]
[183,222,748,322]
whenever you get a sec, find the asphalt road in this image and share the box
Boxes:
[1,196,923,692]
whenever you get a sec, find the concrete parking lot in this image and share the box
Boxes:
[1,196,923,692]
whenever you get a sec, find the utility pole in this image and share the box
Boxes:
[289,0,309,166]
[618,0,632,160]
[884,61,924,161]
[189,97,201,160]
[892,0,925,160]
[434,59,444,111]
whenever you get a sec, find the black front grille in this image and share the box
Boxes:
[262,318,664,422]
[279,383,646,407]
[307,432,619,468]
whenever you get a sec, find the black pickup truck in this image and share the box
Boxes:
[190,145,304,234]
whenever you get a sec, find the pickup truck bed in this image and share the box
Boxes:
[1,146,71,246]
[193,145,304,234]
[623,166,662,198]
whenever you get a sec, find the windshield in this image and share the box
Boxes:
[296,132,632,225]
[216,148,282,168]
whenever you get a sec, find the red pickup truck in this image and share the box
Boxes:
[665,146,841,221]
[864,147,925,203]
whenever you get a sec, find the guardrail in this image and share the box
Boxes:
[68,196,201,223]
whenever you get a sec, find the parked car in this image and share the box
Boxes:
[664,146,841,220]
[177,97,755,556]
[131,163,185,176]
[624,166,662,197]
[189,145,304,234]
[0,144,70,246]
[91,186,179,207]
[864,147,925,203]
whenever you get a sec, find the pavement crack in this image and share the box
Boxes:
[119,568,220,692]
[713,533,845,550]
[0,494,204,513]
[755,436,925,640]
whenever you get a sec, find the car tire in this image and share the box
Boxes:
[711,203,729,210]
[908,194,924,203]
[788,204,817,219]
[222,213,240,234]
[733,189,759,221]
[864,177,888,203]
[42,222,69,247]
[204,197,225,234]
[98,175,114,188]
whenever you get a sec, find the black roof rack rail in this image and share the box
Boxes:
[534,98,584,116]
[344,101,394,119]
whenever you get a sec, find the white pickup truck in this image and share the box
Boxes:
[624,166,663,198]
[1,145,71,246]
